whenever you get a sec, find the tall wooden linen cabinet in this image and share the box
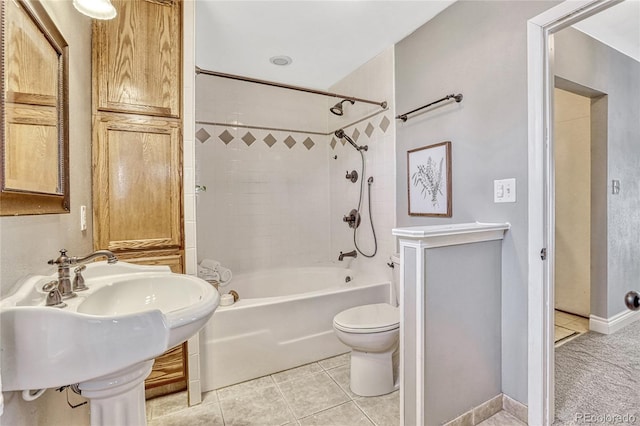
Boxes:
[91,0,187,398]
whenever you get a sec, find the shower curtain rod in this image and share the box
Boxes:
[396,93,463,122]
[195,67,388,109]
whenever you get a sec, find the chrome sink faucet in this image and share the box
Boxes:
[338,250,357,261]
[47,249,118,299]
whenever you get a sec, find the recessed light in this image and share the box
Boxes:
[270,56,292,66]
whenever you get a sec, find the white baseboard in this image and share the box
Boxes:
[590,309,640,334]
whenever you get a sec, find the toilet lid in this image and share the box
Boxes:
[333,303,399,333]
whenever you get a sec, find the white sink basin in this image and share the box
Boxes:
[0,261,219,392]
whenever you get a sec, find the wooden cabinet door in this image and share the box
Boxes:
[93,0,181,118]
[93,113,182,251]
[117,249,184,273]
[145,343,188,399]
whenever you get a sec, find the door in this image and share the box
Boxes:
[93,113,183,252]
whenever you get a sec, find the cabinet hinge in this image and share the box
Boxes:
[540,248,547,260]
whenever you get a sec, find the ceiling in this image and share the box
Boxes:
[195,1,640,91]
[572,0,640,62]
[195,1,456,90]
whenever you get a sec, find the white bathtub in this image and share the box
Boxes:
[200,266,392,390]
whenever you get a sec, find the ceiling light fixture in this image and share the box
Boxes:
[73,0,117,20]
[269,55,292,66]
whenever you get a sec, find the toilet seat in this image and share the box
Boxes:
[333,303,399,334]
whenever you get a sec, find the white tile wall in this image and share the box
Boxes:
[194,47,396,278]
[329,48,397,279]
[183,0,200,405]
[195,75,328,133]
[196,125,332,273]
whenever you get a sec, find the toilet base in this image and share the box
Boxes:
[350,348,396,397]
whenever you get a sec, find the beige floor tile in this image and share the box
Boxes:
[272,362,324,384]
[318,353,350,371]
[149,354,401,426]
[326,364,359,399]
[218,384,295,426]
[148,399,224,426]
[146,391,189,419]
[566,317,589,333]
[277,371,350,419]
[554,325,576,343]
[555,310,579,326]
[354,390,399,426]
[217,375,275,401]
[298,402,374,426]
[477,410,526,426]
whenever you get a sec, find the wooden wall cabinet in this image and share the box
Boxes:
[92,113,182,252]
[92,0,186,398]
[93,0,181,118]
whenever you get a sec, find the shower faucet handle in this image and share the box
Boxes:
[345,170,358,183]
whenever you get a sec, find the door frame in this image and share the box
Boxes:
[526,1,622,424]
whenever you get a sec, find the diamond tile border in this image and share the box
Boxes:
[199,111,391,151]
[284,135,297,149]
[379,116,390,133]
[302,137,315,150]
[264,133,277,147]
[196,128,211,143]
[242,131,256,146]
[218,129,234,145]
[365,123,375,138]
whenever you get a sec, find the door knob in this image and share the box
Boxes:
[624,291,640,311]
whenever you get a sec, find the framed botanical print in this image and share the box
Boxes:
[407,141,452,217]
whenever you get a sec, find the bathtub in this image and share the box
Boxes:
[200,266,392,390]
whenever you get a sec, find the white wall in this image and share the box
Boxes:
[0,1,92,424]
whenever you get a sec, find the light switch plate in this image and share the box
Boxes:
[494,178,516,203]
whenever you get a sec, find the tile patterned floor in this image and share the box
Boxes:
[147,353,399,426]
[554,310,589,347]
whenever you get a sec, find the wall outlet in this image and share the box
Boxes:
[494,178,516,203]
[612,179,620,195]
[80,205,87,231]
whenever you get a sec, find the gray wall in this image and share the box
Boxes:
[0,1,93,424]
[395,0,558,404]
[554,28,640,319]
[424,242,502,425]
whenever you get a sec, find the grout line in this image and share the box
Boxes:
[324,366,352,400]
[214,389,227,426]
[351,397,379,426]
[271,371,302,422]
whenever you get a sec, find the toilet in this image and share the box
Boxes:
[332,254,400,397]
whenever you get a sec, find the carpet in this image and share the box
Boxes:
[554,319,640,425]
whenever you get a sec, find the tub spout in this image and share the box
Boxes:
[338,250,357,261]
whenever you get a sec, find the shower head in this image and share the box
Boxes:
[330,99,355,116]
[334,129,368,152]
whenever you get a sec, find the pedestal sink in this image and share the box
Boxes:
[0,261,220,425]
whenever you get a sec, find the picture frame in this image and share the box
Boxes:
[407,141,452,217]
